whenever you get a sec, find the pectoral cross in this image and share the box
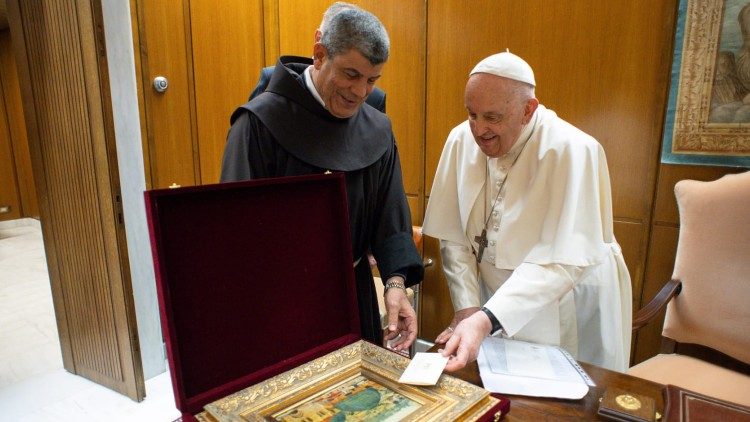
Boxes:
[474,229,488,263]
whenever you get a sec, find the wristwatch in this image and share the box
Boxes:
[480,306,504,335]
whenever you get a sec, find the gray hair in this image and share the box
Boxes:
[320,2,358,34]
[512,81,536,104]
[320,7,390,65]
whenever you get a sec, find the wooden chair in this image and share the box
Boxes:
[628,171,750,407]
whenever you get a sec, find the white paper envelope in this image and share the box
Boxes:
[398,352,449,386]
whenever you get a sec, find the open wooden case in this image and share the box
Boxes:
[145,174,506,421]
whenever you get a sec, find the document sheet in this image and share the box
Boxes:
[477,337,595,399]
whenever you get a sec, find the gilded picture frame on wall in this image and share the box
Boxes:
[662,0,750,167]
[201,341,500,422]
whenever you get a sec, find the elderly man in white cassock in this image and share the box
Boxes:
[423,51,632,372]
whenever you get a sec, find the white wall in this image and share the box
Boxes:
[101,0,164,380]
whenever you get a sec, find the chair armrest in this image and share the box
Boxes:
[412,226,424,250]
[632,279,682,331]
[412,225,433,268]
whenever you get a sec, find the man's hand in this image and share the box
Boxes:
[383,276,417,352]
[435,307,480,344]
[440,309,493,372]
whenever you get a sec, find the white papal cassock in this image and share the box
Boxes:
[422,104,632,371]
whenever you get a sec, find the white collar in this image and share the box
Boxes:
[506,109,538,158]
[304,65,326,107]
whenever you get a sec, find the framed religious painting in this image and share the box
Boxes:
[661,0,750,167]
[201,341,501,421]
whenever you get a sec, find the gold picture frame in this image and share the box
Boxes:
[662,0,750,166]
[202,340,499,421]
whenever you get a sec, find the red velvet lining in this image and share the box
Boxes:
[145,174,360,415]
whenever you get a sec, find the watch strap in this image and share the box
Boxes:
[480,306,503,335]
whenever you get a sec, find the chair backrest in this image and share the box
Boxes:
[663,171,750,365]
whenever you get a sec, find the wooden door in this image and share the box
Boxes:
[0,29,37,220]
[7,0,144,400]
[0,46,20,220]
[134,0,265,189]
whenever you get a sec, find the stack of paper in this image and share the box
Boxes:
[477,337,595,399]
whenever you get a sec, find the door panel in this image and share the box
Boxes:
[277,0,321,57]
[0,66,21,221]
[190,0,264,184]
[0,29,36,218]
[364,1,425,199]
[137,0,266,187]
[136,0,196,188]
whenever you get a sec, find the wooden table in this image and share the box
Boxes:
[430,346,665,421]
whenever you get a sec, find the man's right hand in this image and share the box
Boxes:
[440,308,493,372]
[383,277,417,352]
[434,307,480,344]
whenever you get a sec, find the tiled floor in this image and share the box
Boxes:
[0,219,181,421]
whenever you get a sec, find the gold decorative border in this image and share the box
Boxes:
[204,340,498,421]
[672,0,750,155]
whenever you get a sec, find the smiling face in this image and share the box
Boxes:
[311,45,384,118]
[464,73,538,157]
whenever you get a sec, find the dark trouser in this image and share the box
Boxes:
[354,260,382,346]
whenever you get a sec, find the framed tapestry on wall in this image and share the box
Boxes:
[662,0,750,167]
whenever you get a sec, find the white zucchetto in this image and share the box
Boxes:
[470,51,536,87]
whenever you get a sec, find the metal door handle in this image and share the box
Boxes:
[153,76,169,93]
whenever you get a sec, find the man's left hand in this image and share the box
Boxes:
[383,276,417,352]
